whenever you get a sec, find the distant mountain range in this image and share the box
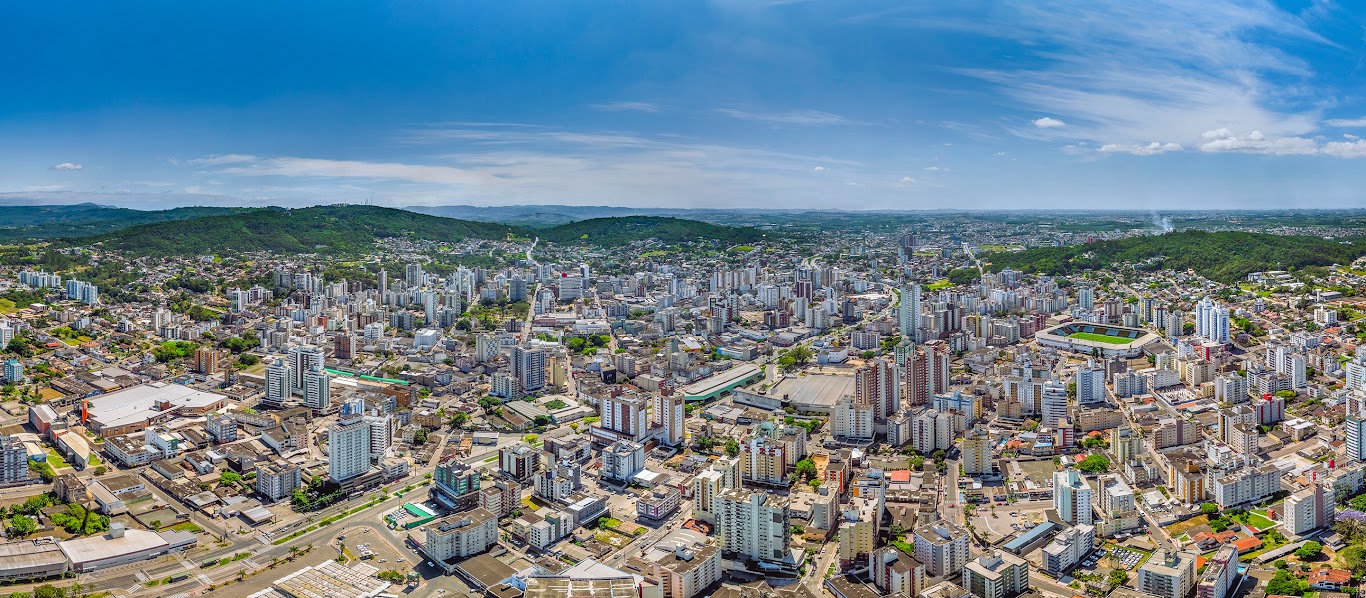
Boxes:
[67,205,764,256]
[0,203,251,242]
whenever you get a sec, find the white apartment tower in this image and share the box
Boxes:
[263,359,291,408]
[1053,469,1094,525]
[302,365,331,411]
[715,488,792,565]
[289,344,324,392]
[329,414,372,482]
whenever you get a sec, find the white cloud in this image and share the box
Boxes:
[923,166,948,171]
[899,176,917,183]
[1032,117,1066,128]
[589,101,659,113]
[1098,142,1184,156]
[212,156,496,186]
[187,154,259,166]
[1325,117,1366,128]
[1322,139,1366,158]
[910,2,1330,150]
[993,152,1007,156]
[1198,129,1318,155]
[188,124,870,208]
[715,107,850,126]
[50,162,83,171]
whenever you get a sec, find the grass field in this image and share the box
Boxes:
[926,280,954,291]
[1067,332,1133,345]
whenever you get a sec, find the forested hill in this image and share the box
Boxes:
[537,216,766,246]
[86,205,516,255]
[80,207,763,256]
[0,203,250,241]
[984,230,1366,283]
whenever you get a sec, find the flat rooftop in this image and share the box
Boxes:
[85,383,227,428]
[682,364,762,397]
[58,529,167,565]
[272,561,391,598]
[0,537,66,573]
[524,576,643,598]
[771,374,854,409]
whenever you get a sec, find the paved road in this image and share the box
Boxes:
[1030,571,1079,597]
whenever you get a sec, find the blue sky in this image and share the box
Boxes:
[4,0,1366,210]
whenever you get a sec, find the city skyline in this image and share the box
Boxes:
[6,1,1366,210]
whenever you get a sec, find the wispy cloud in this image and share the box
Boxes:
[590,101,659,113]
[715,107,850,126]
[50,162,83,170]
[187,124,870,207]
[1098,142,1184,156]
[884,1,1334,152]
[1325,117,1366,127]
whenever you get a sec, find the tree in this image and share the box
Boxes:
[93,466,106,476]
[220,471,242,485]
[413,428,428,446]
[1340,544,1366,573]
[1077,455,1111,474]
[1295,541,1323,560]
[450,412,470,429]
[1265,570,1306,596]
[8,515,35,537]
[1106,569,1127,588]
[697,436,716,451]
[724,438,740,457]
[794,459,817,481]
[32,585,63,598]
[809,479,822,490]
[1200,502,1219,516]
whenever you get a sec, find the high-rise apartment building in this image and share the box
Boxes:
[328,414,372,482]
[653,392,685,445]
[1138,551,1196,598]
[289,344,324,392]
[913,522,970,578]
[961,427,993,476]
[0,436,27,485]
[1053,469,1094,525]
[857,359,899,421]
[262,359,292,409]
[302,365,331,411]
[499,442,541,481]
[512,346,547,394]
[964,551,1030,598]
[715,488,792,567]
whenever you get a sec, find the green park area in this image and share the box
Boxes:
[1068,332,1133,345]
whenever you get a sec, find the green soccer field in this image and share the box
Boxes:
[1067,332,1133,345]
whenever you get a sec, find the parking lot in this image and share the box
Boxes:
[969,499,1054,543]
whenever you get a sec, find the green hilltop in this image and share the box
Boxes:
[0,203,251,241]
[86,205,517,255]
[984,229,1366,284]
[80,206,762,256]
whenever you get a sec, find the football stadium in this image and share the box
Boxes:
[1035,322,1160,358]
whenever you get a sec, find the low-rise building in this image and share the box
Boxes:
[412,509,499,574]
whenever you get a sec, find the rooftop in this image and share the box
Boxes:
[84,383,226,428]
[770,373,855,409]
